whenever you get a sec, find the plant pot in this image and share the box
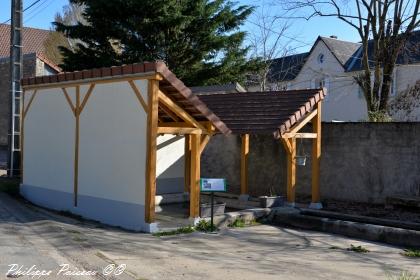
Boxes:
[259,196,284,208]
[200,202,226,218]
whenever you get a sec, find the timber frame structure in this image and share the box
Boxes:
[21,61,325,228]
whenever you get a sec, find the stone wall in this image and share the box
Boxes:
[201,123,420,204]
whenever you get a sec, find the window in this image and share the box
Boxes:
[317,53,325,64]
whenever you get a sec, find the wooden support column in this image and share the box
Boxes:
[240,134,249,195]
[189,133,201,218]
[145,79,159,223]
[184,135,191,192]
[311,102,322,207]
[286,138,296,205]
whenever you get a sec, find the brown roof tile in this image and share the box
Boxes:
[198,89,326,138]
[0,24,50,57]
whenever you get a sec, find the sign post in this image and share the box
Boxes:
[200,178,226,232]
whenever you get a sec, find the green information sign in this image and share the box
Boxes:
[200,178,226,192]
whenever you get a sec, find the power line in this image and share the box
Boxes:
[1,0,43,24]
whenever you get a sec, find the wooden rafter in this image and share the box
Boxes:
[159,102,179,122]
[157,91,206,131]
[281,109,318,139]
[78,84,96,115]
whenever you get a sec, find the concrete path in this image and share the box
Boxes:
[0,193,418,280]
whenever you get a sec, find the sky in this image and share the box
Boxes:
[0,0,361,54]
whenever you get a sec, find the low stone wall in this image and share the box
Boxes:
[201,123,420,204]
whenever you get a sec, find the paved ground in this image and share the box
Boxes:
[0,193,419,280]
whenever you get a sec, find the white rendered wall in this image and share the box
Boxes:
[78,81,148,205]
[156,135,185,194]
[23,88,75,193]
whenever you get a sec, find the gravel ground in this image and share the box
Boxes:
[0,192,419,280]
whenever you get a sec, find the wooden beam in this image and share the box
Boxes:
[128,80,148,113]
[190,133,201,218]
[22,73,163,91]
[311,102,322,204]
[159,102,179,122]
[23,90,38,118]
[281,138,292,154]
[145,79,159,223]
[157,127,202,135]
[282,132,317,139]
[62,88,76,116]
[281,109,318,138]
[240,134,249,195]
[199,135,211,155]
[184,135,191,193]
[78,84,96,114]
[74,86,80,207]
[286,137,296,204]
[157,91,206,131]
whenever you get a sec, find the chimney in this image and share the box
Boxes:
[330,35,338,39]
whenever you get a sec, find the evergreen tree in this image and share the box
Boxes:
[55,0,254,86]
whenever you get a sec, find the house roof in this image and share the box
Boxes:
[199,89,326,138]
[267,52,309,82]
[21,61,231,135]
[347,30,420,71]
[0,24,51,58]
[191,82,246,95]
[319,36,361,68]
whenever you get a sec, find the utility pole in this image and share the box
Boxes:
[8,0,23,177]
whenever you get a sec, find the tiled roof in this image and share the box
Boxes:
[347,30,420,72]
[0,24,51,57]
[21,61,231,135]
[199,89,325,138]
[319,37,361,67]
[268,53,309,82]
[191,82,246,95]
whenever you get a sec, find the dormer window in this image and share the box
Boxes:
[318,53,325,64]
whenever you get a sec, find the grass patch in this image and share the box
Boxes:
[0,180,20,197]
[387,271,420,280]
[402,248,420,258]
[347,244,370,253]
[329,246,341,250]
[195,219,218,232]
[228,218,246,228]
[153,226,195,237]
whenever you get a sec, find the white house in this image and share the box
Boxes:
[253,32,420,121]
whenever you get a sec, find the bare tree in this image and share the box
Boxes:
[280,0,420,120]
[247,4,297,91]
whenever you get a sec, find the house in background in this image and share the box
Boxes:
[251,33,420,121]
[0,24,60,167]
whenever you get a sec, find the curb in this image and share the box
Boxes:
[271,209,420,248]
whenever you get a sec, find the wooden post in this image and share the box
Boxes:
[240,134,249,195]
[286,138,296,204]
[184,135,191,193]
[74,86,80,207]
[145,79,159,223]
[189,133,201,218]
[311,102,322,206]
